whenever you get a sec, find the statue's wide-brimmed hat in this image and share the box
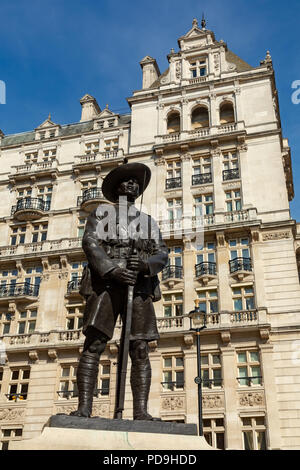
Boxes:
[101,160,151,203]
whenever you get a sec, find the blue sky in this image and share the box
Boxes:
[0,0,300,219]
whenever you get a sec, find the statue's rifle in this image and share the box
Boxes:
[114,168,147,420]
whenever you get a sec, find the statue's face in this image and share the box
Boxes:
[117,177,139,201]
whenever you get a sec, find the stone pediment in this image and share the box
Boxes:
[36,114,60,130]
[177,18,215,50]
[98,106,117,118]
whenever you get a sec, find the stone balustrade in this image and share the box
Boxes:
[0,237,83,258]
[0,309,269,352]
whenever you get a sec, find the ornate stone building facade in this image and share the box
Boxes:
[0,19,299,450]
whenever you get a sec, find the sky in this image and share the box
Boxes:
[0,0,300,219]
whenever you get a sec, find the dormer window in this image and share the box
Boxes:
[190,58,207,78]
[40,131,46,140]
[108,120,114,128]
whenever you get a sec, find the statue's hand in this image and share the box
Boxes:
[107,267,137,285]
[127,254,149,274]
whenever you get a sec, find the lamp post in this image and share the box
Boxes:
[189,299,207,437]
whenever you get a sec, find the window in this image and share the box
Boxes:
[59,364,78,398]
[225,190,241,212]
[223,151,239,171]
[162,355,184,391]
[167,112,180,134]
[17,310,37,334]
[196,242,216,276]
[0,312,12,335]
[191,106,209,129]
[49,130,56,138]
[104,139,118,155]
[31,223,48,243]
[0,268,18,294]
[194,194,214,217]
[201,353,222,388]
[203,418,225,449]
[96,363,111,396]
[85,141,99,155]
[66,306,84,330]
[162,293,183,318]
[237,350,262,386]
[197,290,218,313]
[43,148,56,161]
[24,265,43,295]
[167,199,182,220]
[39,131,46,140]
[220,102,235,124]
[233,286,255,312]
[189,58,207,78]
[167,246,182,267]
[241,416,267,450]
[37,185,52,209]
[1,428,23,450]
[78,218,86,238]
[7,368,30,400]
[24,152,38,163]
[229,237,250,260]
[193,156,211,176]
[10,225,26,246]
[166,160,181,179]
[196,242,216,265]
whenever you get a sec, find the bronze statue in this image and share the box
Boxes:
[71,161,168,420]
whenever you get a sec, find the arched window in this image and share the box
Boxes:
[191,106,209,129]
[220,102,235,124]
[167,112,180,134]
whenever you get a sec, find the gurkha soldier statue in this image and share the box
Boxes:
[71,160,168,421]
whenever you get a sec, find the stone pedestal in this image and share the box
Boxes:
[10,414,216,450]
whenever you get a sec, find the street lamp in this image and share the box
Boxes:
[189,299,207,437]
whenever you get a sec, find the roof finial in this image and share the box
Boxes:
[48,112,51,121]
[201,13,206,30]
[192,18,198,28]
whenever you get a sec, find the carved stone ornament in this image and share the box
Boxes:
[214,54,220,71]
[183,334,194,348]
[222,182,240,191]
[175,61,182,80]
[251,231,260,242]
[55,403,110,418]
[262,231,291,241]
[154,157,165,166]
[239,392,264,407]
[0,408,26,421]
[48,348,57,360]
[220,331,231,344]
[259,329,270,342]
[109,342,119,356]
[237,143,248,152]
[217,234,225,246]
[28,350,39,362]
[162,396,184,411]
[203,394,224,409]
[148,340,157,352]
[58,272,69,280]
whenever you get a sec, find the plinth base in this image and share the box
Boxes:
[10,414,216,450]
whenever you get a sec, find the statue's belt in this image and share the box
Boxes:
[104,245,150,259]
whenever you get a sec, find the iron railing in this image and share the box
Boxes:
[162,265,183,280]
[229,257,252,273]
[222,168,240,181]
[0,282,40,298]
[77,187,103,206]
[67,278,82,293]
[195,262,217,277]
[11,197,50,215]
[161,381,184,391]
[165,177,182,190]
[192,173,212,185]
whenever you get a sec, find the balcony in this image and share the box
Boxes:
[73,150,124,173]
[162,265,183,281]
[0,282,39,301]
[195,262,217,285]
[192,173,212,185]
[77,187,106,212]
[229,257,252,274]
[11,197,50,221]
[165,177,182,190]
[222,168,240,181]
[10,159,58,181]
[66,278,82,297]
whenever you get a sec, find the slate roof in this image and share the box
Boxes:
[0,115,131,148]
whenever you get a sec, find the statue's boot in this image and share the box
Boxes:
[131,356,161,421]
[70,352,99,418]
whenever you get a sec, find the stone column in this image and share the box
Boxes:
[216,232,232,311]
[184,343,198,425]
[221,344,242,449]
[210,144,224,223]
[250,229,266,308]
[259,342,282,449]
